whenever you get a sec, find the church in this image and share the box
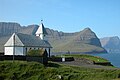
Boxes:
[4,21,52,57]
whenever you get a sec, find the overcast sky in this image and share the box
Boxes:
[0,0,120,38]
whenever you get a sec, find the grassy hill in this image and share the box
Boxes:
[0,61,120,80]
[61,54,109,63]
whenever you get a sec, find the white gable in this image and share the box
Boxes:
[4,33,24,46]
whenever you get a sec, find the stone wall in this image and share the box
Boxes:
[0,55,48,65]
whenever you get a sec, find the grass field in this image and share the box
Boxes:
[57,54,109,63]
[0,61,120,80]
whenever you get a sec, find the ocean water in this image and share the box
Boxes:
[91,53,120,68]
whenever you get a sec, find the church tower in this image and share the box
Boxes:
[35,20,47,40]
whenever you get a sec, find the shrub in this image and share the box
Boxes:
[27,49,45,56]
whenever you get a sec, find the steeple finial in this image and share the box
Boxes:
[41,19,43,23]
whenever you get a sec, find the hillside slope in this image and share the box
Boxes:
[0,61,119,80]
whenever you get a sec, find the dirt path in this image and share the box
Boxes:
[58,61,119,70]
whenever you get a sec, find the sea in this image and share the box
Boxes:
[90,53,120,68]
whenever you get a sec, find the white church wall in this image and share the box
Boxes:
[15,47,24,55]
[5,46,51,56]
[46,48,51,57]
[23,47,27,55]
[5,47,13,55]
[5,47,24,55]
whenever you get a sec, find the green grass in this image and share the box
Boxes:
[0,61,120,80]
[57,54,108,63]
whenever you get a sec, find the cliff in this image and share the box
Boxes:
[100,36,120,53]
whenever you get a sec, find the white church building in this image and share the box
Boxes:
[4,22,52,57]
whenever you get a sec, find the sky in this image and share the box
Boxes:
[0,0,120,38]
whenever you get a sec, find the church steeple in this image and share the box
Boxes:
[35,20,47,40]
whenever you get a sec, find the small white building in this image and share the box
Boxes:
[4,22,52,57]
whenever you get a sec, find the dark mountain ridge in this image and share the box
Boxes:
[0,22,38,36]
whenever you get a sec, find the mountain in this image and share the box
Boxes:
[0,22,21,37]
[100,36,120,53]
[47,28,107,53]
[0,22,107,53]
[0,22,38,36]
